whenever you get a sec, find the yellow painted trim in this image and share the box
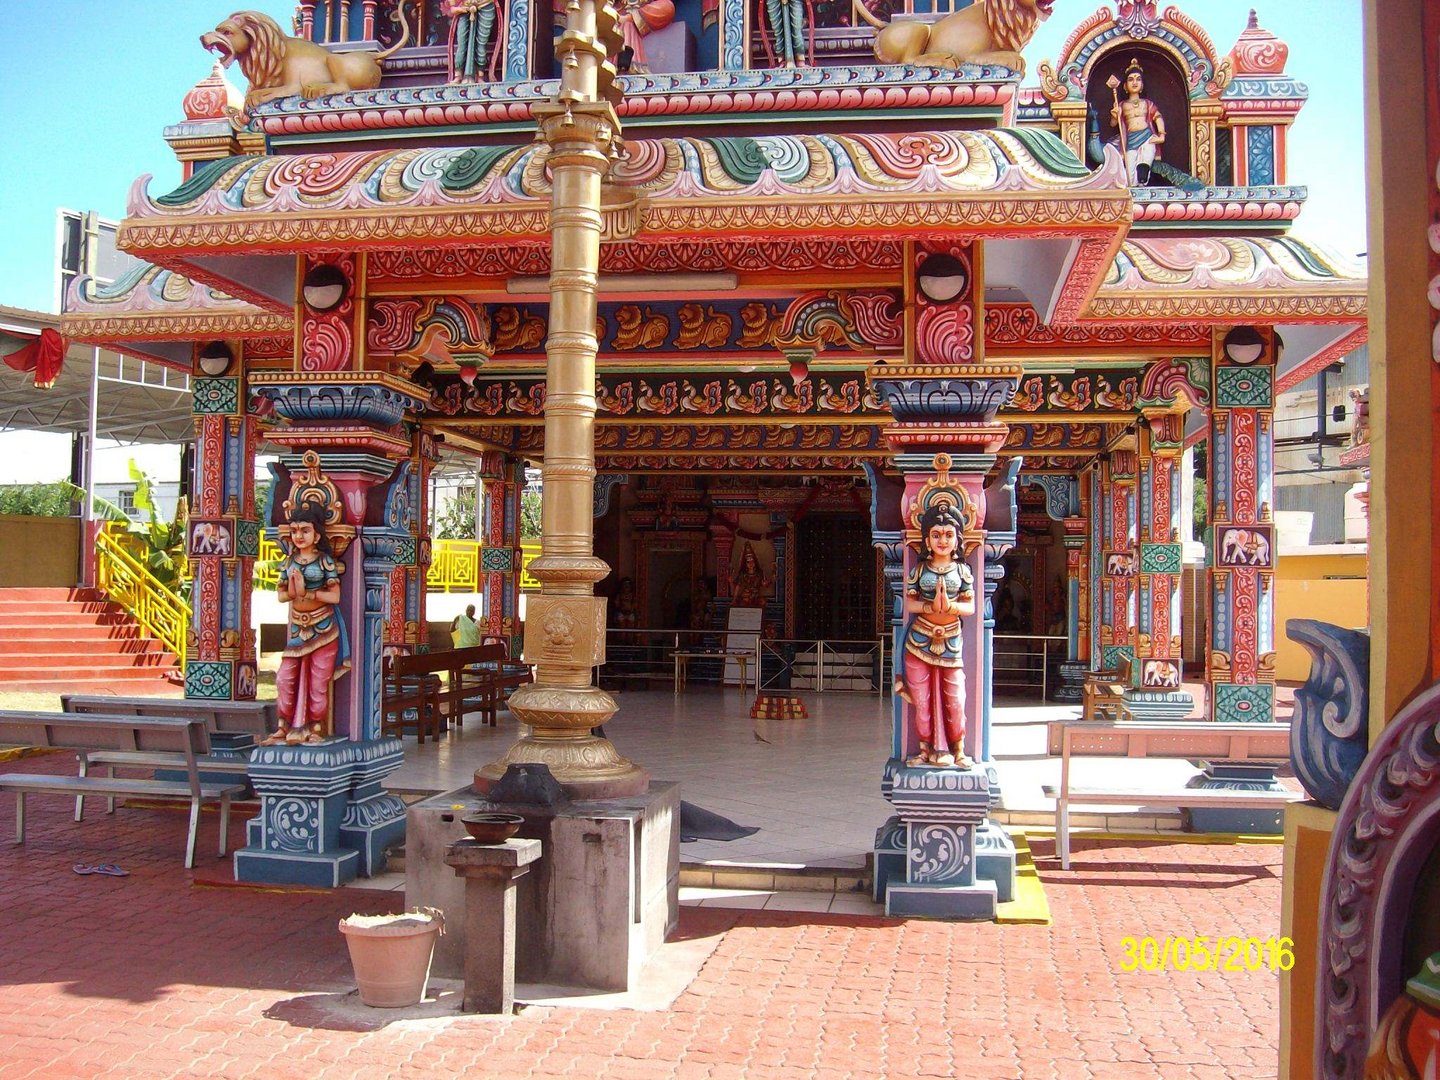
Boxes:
[996,831,1052,926]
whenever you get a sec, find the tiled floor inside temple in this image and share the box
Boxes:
[386,684,1294,873]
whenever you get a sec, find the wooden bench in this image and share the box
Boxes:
[1043,718,1301,869]
[382,644,531,740]
[1081,656,1133,722]
[0,711,246,868]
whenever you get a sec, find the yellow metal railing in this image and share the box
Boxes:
[254,535,542,593]
[429,539,481,593]
[256,535,283,590]
[96,525,191,667]
[520,541,541,591]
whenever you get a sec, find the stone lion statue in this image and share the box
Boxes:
[201,5,414,114]
[852,0,1055,73]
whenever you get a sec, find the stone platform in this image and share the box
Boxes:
[406,781,680,990]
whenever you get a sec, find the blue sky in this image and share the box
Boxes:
[0,0,1364,315]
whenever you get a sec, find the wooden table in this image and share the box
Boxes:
[673,650,752,696]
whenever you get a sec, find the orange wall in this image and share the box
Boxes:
[0,515,80,587]
[1275,550,1368,682]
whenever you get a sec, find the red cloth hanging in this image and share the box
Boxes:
[1,327,65,388]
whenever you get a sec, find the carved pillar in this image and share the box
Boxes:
[1190,101,1222,186]
[983,462,1020,743]
[1086,463,1104,672]
[236,373,427,886]
[476,0,647,799]
[1192,327,1283,833]
[1050,100,1088,163]
[185,342,258,706]
[1207,326,1279,722]
[1098,444,1138,674]
[382,429,435,658]
[503,0,534,80]
[867,358,1021,920]
[479,451,524,657]
[1123,409,1194,719]
[718,0,749,70]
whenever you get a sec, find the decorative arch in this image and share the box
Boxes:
[1318,680,1440,1079]
[1039,3,1233,104]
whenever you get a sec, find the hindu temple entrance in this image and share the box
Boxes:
[792,513,876,642]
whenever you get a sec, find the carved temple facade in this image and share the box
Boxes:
[65,0,1440,1066]
[64,0,1364,732]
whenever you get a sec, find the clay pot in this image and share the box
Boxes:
[461,813,524,843]
[338,908,445,1008]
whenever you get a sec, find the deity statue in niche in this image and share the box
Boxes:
[617,0,675,74]
[895,469,977,769]
[445,0,497,82]
[764,0,807,67]
[1366,951,1440,1078]
[264,500,350,745]
[730,542,772,609]
[612,576,639,629]
[1107,57,1166,185]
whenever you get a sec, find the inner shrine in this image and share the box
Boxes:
[57,0,1366,919]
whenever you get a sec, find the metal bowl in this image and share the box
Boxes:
[460,812,524,844]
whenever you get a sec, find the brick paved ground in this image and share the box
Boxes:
[0,754,1283,1080]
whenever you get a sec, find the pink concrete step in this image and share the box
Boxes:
[0,611,133,628]
[1,637,168,657]
[0,601,125,615]
[0,672,182,693]
[0,625,146,643]
[0,588,105,603]
[0,652,178,675]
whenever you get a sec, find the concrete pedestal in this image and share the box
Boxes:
[1121,688,1195,721]
[234,737,407,887]
[1187,762,1287,834]
[1054,660,1087,704]
[407,782,679,990]
[874,764,1014,920]
[444,838,542,1014]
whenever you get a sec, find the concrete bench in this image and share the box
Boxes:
[61,695,277,738]
[0,711,245,868]
[1043,718,1300,869]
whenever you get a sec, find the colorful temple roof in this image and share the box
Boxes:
[123,128,1129,248]
[1092,236,1366,323]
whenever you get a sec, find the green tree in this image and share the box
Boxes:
[0,482,75,516]
[125,461,189,598]
[521,486,541,538]
[1192,442,1208,539]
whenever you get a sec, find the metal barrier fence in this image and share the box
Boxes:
[993,633,1068,699]
[759,639,886,694]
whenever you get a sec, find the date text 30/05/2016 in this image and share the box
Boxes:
[1118,936,1294,973]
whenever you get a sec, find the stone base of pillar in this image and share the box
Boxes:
[158,732,257,792]
[1121,688,1195,722]
[874,765,1008,920]
[1211,682,1277,724]
[474,734,651,800]
[1185,763,1286,835]
[234,737,406,887]
[1054,661,1087,704]
[974,821,1016,903]
[406,782,680,989]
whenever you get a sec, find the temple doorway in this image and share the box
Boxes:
[792,513,875,641]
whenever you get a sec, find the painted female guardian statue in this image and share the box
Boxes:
[895,457,979,769]
[266,499,351,745]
